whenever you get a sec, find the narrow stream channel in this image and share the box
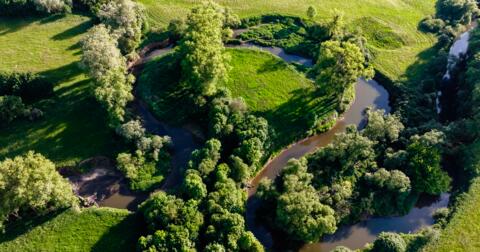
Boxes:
[437,23,477,116]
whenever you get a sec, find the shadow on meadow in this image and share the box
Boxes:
[260,87,337,148]
[0,209,67,243]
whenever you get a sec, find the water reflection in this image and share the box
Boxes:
[300,194,449,252]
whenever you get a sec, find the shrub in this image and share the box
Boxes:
[116,151,169,191]
[0,95,29,123]
[420,17,446,33]
[0,0,35,16]
[331,246,352,252]
[0,72,53,102]
[372,232,406,252]
[32,0,71,13]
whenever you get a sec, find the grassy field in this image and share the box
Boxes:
[0,208,141,252]
[138,0,437,81]
[424,178,480,251]
[138,48,336,147]
[0,15,121,166]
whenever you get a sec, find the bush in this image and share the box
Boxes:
[420,17,446,33]
[331,246,352,252]
[116,151,169,191]
[32,0,71,13]
[0,95,29,123]
[0,0,37,16]
[372,232,406,252]
[0,72,53,102]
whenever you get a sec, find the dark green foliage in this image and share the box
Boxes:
[188,138,222,178]
[0,72,53,103]
[274,159,337,242]
[182,169,208,200]
[74,0,108,13]
[308,126,377,186]
[372,232,406,252]
[419,16,446,33]
[0,0,36,16]
[116,120,171,191]
[209,96,270,172]
[0,95,29,123]
[405,132,451,195]
[239,23,317,58]
[363,168,412,215]
[138,192,204,251]
[436,0,478,25]
[168,18,186,42]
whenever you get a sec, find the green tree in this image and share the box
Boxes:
[180,1,230,96]
[188,138,222,178]
[308,126,377,185]
[230,155,250,184]
[0,151,77,231]
[138,192,204,251]
[207,178,246,214]
[81,24,134,125]
[436,0,478,25]
[372,232,406,252]
[315,40,374,104]
[97,0,148,54]
[327,10,345,38]
[276,159,337,242]
[182,169,208,200]
[405,131,451,195]
[0,95,28,123]
[32,0,71,13]
[364,168,411,215]
[363,108,405,143]
[307,6,317,20]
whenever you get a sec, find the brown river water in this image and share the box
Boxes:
[68,39,451,251]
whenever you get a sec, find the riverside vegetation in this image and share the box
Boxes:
[0,0,480,251]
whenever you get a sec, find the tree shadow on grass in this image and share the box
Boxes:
[38,61,84,87]
[136,53,199,126]
[91,213,144,252]
[51,19,93,41]
[0,17,35,36]
[38,14,65,24]
[0,209,67,243]
[260,87,337,148]
[257,58,288,73]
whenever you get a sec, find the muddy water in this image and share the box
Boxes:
[248,78,390,196]
[246,78,391,250]
[300,194,450,252]
[67,158,148,211]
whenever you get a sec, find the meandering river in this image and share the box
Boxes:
[71,38,452,250]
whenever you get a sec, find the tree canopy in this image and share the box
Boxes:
[180,1,230,96]
[80,24,134,126]
[0,151,77,231]
[315,40,374,104]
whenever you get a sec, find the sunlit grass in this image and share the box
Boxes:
[0,15,121,166]
[0,208,141,252]
[424,178,480,251]
[138,0,438,81]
